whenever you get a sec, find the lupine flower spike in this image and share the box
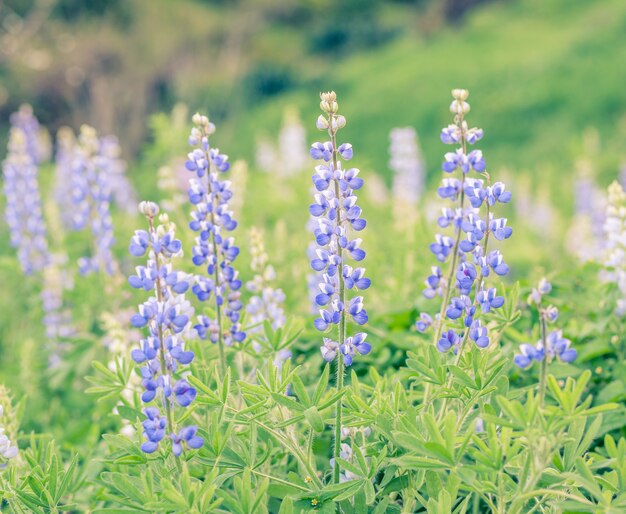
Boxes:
[128,201,203,456]
[3,123,49,274]
[416,89,512,361]
[70,126,117,275]
[185,113,245,373]
[310,91,371,484]
[515,278,576,405]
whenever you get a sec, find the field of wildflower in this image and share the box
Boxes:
[1,1,626,513]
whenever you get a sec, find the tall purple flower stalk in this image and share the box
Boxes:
[185,113,245,374]
[309,91,371,485]
[418,89,512,359]
[70,126,116,275]
[98,135,138,215]
[128,202,203,456]
[2,125,49,274]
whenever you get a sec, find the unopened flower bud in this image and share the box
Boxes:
[537,278,552,295]
[316,115,329,131]
[451,89,469,101]
[334,115,346,129]
[543,305,559,322]
[450,100,470,115]
[138,201,159,218]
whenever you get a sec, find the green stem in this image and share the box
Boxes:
[201,127,227,376]
[538,315,548,407]
[148,218,181,472]
[432,114,468,349]
[329,112,347,489]
[436,180,492,422]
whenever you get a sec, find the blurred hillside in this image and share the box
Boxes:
[0,0,489,154]
[1,0,626,193]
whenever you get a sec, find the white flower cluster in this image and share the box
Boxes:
[255,108,308,176]
[602,181,626,316]
[246,228,286,333]
[389,126,425,229]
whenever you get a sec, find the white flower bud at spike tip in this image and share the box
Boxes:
[450,88,471,115]
[452,89,469,101]
[316,115,329,131]
[138,201,160,218]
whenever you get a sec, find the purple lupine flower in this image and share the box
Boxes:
[418,89,512,354]
[514,330,577,369]
[129,202,202,456]
[476,288,505,313]
[2,124,49,274]
[186,114,245,349]
[423,266,444,299]
[415,312,433,333]
[438,330,460,352]
[311,92,370,367]
[340,333,371,366]
[170,426,204,457]
[469,320,489,348]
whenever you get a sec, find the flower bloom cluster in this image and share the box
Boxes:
[601,181,626,316]
[417,89,512,354]
[98,135,138,215]
[246,228,287,331]
[10,104,50,164]
[514,279,577,368]
[67,126,116,275]
[54,127,78,228]
[566,159,606,261]
[129,202,202,456]
[246,227,290,368]
[310,92,371,367]
[2,124,49,274]
[185,113,245,346]
[278,108,308,175]
[389,126,425,227]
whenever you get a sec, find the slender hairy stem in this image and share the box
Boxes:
[200,127,226,376]
[329,112,346,488]
[148,218,181,471]
[538,315,548,406]
[432,114,468,347]
[436,177,492,422]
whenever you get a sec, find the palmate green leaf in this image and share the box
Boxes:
[319,479,365,502]
[271,391,306,412]
[447,365,476,390]
[392,455,450,470]
[291,374,311,408]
